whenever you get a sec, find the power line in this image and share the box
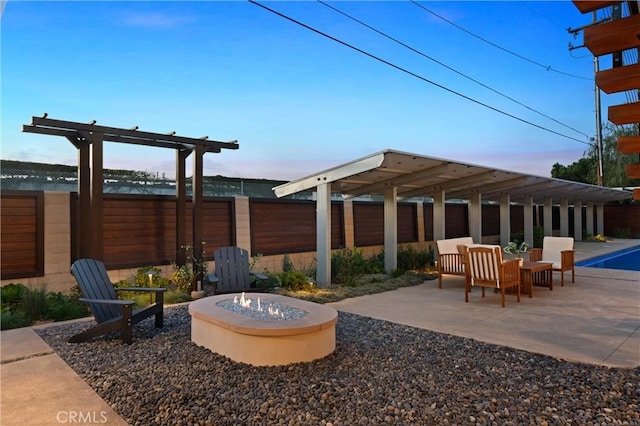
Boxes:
[318,0,590,138]
[248,0,590,146]
[410,0,593,81]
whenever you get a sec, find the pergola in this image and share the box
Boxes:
[23,115,239,271]
[274,149,633,286]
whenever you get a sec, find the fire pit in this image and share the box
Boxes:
[189,293,338,366]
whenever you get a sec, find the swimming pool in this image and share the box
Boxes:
[576,246,640,272]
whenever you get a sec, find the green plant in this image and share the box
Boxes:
[1,283,26,311]
[279,271,311,291]
[282,254,294,273]
[22,284,48,322]
[503,241,529,257]
[172,242,209,292]
[163,289,192,304]
[331,247,368,285]
[0,310,31,330]
[45,292,89,322]
[613,227,631,238]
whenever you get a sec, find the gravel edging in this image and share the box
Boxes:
[36,304,639,426]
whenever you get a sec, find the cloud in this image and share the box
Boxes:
[121,12,195,29]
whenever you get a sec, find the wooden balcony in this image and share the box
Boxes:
[596,63,640,94]
[626,164,640,179]
[572,1,622,14]
[617,136,640,154]
[608,101,640,125]
[583,14,640,56]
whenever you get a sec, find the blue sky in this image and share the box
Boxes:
[1,1,625,180]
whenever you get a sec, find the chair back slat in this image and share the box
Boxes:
[71,258,119,324]
[467,246,501,287]
[214,246,252,292]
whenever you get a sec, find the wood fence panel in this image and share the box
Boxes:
[0,191,44,279]
[398,203,418,243]
[353,202,383,246]
[445,204,468,238]
[250,200,344,255]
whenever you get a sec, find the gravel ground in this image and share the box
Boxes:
[37,304,639,426]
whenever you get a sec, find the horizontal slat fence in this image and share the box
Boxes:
[250,199,344,255]
[1,191,44,279]
[72,194,234,269]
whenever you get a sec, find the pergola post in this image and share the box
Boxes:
[76,139,91,259]
[192,146,205,289]
[90,133,104,260]
[383,187,397,274]
[316,182,331,287]
[176,149,190,266]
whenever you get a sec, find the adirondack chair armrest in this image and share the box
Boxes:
[206,273,220,284]
[115,287,166,293]
[79,298,135,306]
[250,271,268,281]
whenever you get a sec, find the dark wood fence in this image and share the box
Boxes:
[2,189,638,279]
[0,191,44,279]
[71,194,234,269]
[250,199,344,255]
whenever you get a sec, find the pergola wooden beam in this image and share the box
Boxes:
[23,116,239,280]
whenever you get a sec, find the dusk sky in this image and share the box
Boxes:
[1,1,626,181]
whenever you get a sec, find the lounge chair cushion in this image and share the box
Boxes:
[541,237,574,269]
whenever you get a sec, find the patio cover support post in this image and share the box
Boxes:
[383,187,397,274]
[574,201,583,241]
[468,191,482,243]
[192,146,204,289]
[597,203,605,236]
[500,193,511,247]
[432,190,446,242]
[416,201,425,243]
[523,195,534,248]
[343,200,355,248]
[560,199,569,237]
[544,198,553,236]
[176,149,190,266]
[316,182,331,287]
[586,202,595,237]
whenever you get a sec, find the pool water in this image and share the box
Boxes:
[576,246,640,272]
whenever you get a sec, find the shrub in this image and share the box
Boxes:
[331,247,368,285]
[22,285,48,322]
[280,271,310,291]
[1,311,31,330]
[45,292,89,322]
[1,283,26,311]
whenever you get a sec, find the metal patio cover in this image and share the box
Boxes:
[273,149,632,204]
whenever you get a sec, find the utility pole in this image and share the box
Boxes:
[592,10,604,187]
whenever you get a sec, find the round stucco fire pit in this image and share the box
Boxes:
[188,293,338,366]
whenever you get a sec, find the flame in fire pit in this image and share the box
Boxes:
[233,292,284,319]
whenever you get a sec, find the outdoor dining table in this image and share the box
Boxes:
[519,261,553,298]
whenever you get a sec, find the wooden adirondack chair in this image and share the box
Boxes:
[69,258,165,344]
[207,246,267,294]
